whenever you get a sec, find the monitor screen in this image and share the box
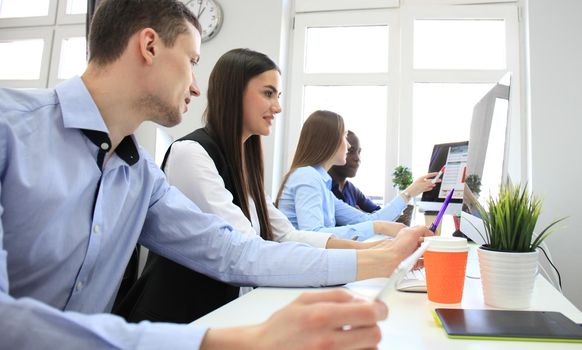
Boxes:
[461,73,511,242]
[465,74,511,206]
[418,141,469,213]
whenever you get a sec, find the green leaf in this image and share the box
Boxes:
[476,181,567,252]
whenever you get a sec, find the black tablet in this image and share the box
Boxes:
[435,308,582,343]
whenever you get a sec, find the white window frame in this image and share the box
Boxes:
[0,0,86,89]
[286,3,521,202]
[0,27,54,88]
[286,9,400,189]
[295,0,399,13]
[400,4,522,190]
[0,0,58,28]
[48,24,86,87]
[56,0,87,25]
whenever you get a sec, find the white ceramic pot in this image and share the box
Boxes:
[477,246,539,309]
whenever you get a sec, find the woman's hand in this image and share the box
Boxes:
[326,237,387,249]
[405,172,439,197]
[355,225,433,279]
[372,221,407,237]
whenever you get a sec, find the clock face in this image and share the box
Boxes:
[183,0,223,42]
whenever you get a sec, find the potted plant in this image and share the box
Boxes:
[465,174,482,197]
[473,181,566,309]
[392,165,414,226]
[454,174,482,237]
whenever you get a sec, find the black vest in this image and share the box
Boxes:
[113,127,241,323]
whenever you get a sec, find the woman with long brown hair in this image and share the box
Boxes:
[115,49,432,324]
[276,110,436,241]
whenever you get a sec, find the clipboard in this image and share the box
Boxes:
[434,308,582,343]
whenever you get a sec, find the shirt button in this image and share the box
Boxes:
[75,281,83,291]
[100,142,110,151]
[93,225,101,234]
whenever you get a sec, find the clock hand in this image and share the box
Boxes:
[198,6,206,17]
[196,0,204,17]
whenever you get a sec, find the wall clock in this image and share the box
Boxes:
[183,0,223,42]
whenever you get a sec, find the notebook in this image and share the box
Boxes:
[435,308,582,343]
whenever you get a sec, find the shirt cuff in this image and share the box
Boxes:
[388,194,407,209]
[350,221,374,241]
[136,322,209,350]
[325,249,357,286]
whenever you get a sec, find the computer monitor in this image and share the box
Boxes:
[418,141,468,214]
[461,73,512,241]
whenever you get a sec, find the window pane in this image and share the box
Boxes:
[304,85,388,201]
[411,83,494,180]
[66,0,87,15]
[0,0,50,18]
[305,26,389,73]
[58,36,86,79]
[0,39,44,79]
[414,20,506,69]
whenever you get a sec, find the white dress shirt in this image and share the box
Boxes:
[164,140,333,248]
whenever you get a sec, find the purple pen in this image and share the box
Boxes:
[429,189,455,232]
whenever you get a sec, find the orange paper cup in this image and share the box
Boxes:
[424,237,468,304]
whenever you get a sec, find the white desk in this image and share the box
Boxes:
[194,247,582,349]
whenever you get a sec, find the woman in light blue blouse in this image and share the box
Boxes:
[276,110,437,241]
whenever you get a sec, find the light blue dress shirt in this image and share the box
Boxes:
[278,166,406,241]
[0,77,356,350]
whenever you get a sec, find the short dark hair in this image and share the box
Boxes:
[88,0,202,66]
[205,49,280,241]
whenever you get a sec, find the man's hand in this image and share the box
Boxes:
[201,289,388,350]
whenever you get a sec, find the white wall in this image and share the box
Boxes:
[526,0,582,309]
[136,0,291,195]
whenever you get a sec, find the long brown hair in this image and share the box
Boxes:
[275,110,345,206]
[205,48,280,241]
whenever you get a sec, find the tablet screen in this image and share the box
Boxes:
[436,308,582,341]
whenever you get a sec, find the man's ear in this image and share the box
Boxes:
[138,28,158,65]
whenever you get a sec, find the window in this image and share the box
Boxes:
[305,25,389,73]
[404,6,520,190]
[0,0,86,88]
[413,19,506,70]
[287,10,397,201]
[287,4,520,204]
[0,0,51,18]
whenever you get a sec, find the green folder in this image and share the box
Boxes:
[434,308,582,343]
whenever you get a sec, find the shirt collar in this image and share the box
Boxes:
[314,165,333,189]
[55,76,139,166]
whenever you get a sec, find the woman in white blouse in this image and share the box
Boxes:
[115,49,432,324]
[165,51,390,249]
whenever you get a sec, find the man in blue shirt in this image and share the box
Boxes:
[329,131,382,213]
[0,0,432,349]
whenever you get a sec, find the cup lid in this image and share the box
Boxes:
[425,236,468,252]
